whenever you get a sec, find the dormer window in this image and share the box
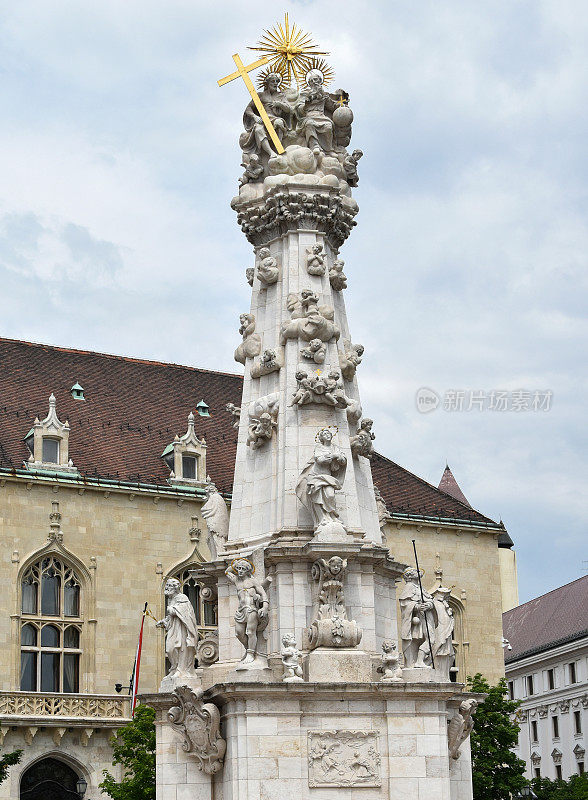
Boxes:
[70,382,85,400]
[196,400,210,417]
[24,394,77,473]
[161,412,207,485]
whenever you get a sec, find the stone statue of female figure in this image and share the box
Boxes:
[296,429,347,535]
[156,578,199,681]
[295,69,338,155]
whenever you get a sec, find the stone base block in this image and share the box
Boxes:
[401,666,440,683]
[159,673,201,693]
[305,648,372,682]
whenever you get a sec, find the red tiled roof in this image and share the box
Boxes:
[503,575,588,663]
[438,464,471,507]
[0,337,497,525]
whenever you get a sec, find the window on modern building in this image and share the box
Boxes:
[531,721,538,742]
[547,668,555,690]
[182,455,197,480]
[508,680,514,700]
[555,765,562,780]
[534,767,541,778]
[527,675,534,696]
[579,762,585,775]
[42,438,59,464]
[569,662,577,684]
[574,710,582,735]
[20,557,82,693]
[552,716,559,739]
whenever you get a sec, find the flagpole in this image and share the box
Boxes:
[131,602,148,715]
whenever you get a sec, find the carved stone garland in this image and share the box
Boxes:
[167,685,226,774]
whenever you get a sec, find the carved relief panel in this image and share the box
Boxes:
[307,730,381,788]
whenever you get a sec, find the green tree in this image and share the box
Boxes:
[100,704,156,800]
[531,774,588,799]
[0,750,22,786]
[467,673,527,800]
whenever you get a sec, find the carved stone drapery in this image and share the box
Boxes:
[167,685,226,774]
[308,730,381,788]
[308,556,362,649]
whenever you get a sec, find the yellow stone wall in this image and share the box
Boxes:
[0,477,211,696]
[385,521,507,684]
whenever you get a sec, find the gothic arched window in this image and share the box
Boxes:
[20,557,82,693]
[169,568,217,629]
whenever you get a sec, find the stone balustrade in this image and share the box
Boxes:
[0,691,131,721]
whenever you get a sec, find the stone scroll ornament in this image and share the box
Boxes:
[167,685,226,774]
[234,313,262,365]
[308,556,362,649]
[448,699,478,760]
[225,558,272,668]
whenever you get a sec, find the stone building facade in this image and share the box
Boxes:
[0,335,514,798]
[504,576,588,782]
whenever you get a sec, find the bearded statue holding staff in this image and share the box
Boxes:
[156,578,199,680]
[399,568,437,669]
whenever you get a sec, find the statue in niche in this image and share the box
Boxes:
[339,338,364,381]
[201,483,230,558]
[378,640,403,682]
[281,633,304,683]
[399,567,436,669]
[329,258,347,291]
[225,402,241,429]
[343,149,363,187]
[256,247,279,285]
[156,578,198,681]
[245,267,254,286]
[294,69,339,155]
[296,429,347,536]
[250,348,282,378]
[281,289,340,344]
[239,153,264,186]
[308,555,362,648]
[350,418,375,459]
[300,338,326,364]
[225,558,271,667]
[239,72,290,161]
[234,313,262,365]
[306,243,326,276]
[448,700,478,760]
[431,586,455,681]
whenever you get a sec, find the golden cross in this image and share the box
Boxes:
[337,94,347,106]
[218,53,285,155]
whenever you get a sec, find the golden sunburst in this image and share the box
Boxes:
[249,13,330,86]
[255,64,288,91]
[301,56,335,90]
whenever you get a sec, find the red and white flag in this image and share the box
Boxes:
[131,602,148,715]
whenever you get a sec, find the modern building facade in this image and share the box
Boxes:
[0,335,516,798]
[503,576,588,781]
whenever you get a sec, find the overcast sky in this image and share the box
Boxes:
[1,1,586,603]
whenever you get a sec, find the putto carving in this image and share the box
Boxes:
[379,640,403,682]
[448,699,478,760]
[329,258,347,291]
[256,247,280,285]
[350,418,375,459]
[300,338,326,364]
[308,556,362,649]
[225,403,241,429]
[156,578,199,684]
[225,558,271,669]
[245,393,279,450]
[281,633,304,683]
[245,267,254,286]
[306,243,326,276]
[281,289,340,344]
[250,348,282,378]
[308,730,381,788]
[296,429,348,540]
[399,567,435,669]
[167,685,226,774]
[339,338,364,381]
[239,153,264,186]
[343,149,363,187]
[291,369,350,409]
[201,482,230,558]
[234,313,262,365]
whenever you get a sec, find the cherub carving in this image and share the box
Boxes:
[306,243,326,276]
[300,338,327,364]
[280,289,340,344]
[225,402,241,429]
[256,247,279,285]
[339,338,364,381]
[290,370,314,406]
[246,411,277,450]
[239,153,264,186]
[448,700,478,759]
[234,313,262,365]
[350,418,375,459]
[329,259,347,291]
[343,149,363,187]
[245,267,254,287]
[378,639,403,682]
[250,348,282,378]
[281,633,304,683]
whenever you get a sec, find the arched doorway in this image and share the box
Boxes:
[20,757,82,800]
